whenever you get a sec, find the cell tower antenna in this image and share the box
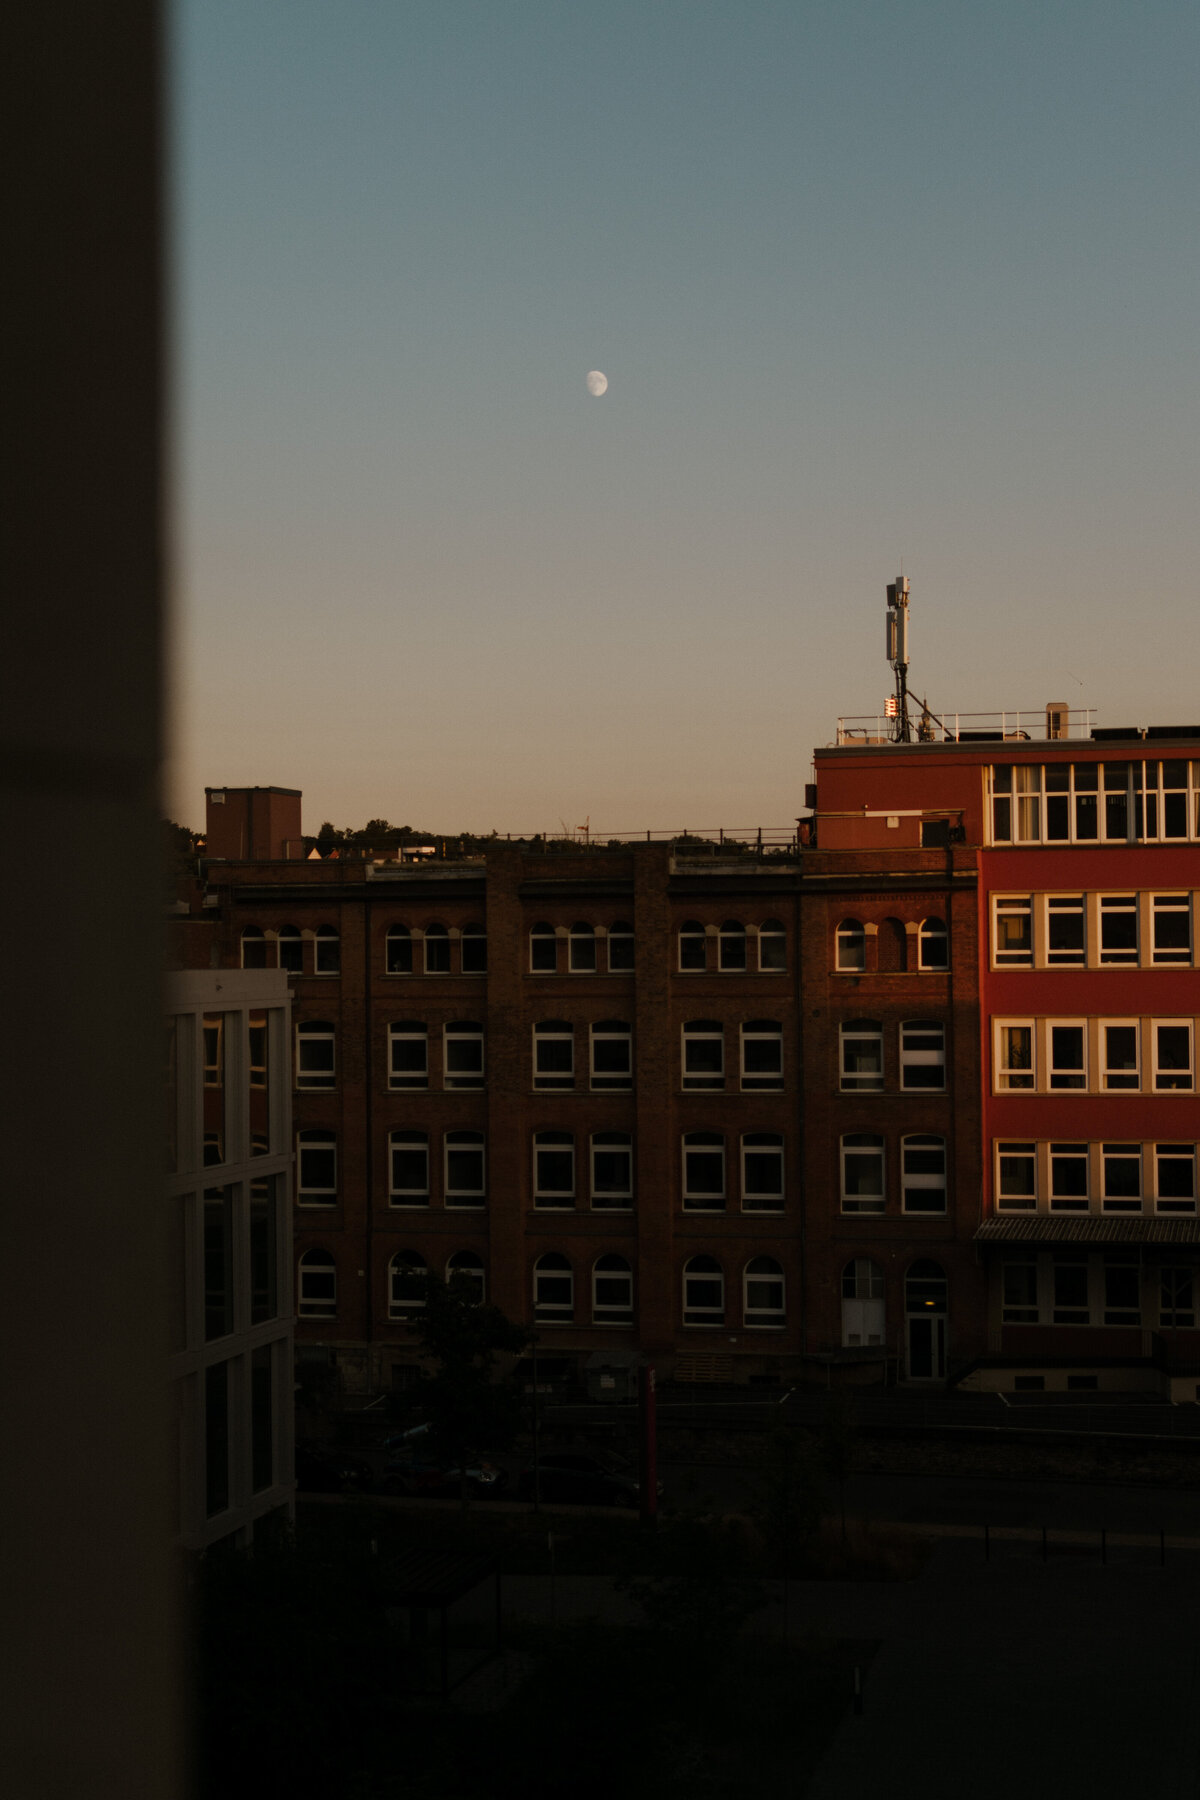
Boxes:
[885,574,912,743]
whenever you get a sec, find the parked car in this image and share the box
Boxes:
[516,1451,661,1508]
[382,1452,508,1500]
[294,1444,375,1494]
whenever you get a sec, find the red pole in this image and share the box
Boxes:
[639,1365,658,1527]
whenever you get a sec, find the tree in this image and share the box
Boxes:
[412,1274,530,1502]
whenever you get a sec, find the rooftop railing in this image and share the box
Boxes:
[833,707,1097,747]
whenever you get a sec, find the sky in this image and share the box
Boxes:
[170,0,1200,836]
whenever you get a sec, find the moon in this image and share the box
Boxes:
[586,370,608,397]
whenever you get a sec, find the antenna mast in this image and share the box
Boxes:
[885,575,912,743]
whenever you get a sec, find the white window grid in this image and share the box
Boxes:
[388,1023,428,1090]
[389,1132,430,1206]
[444,1021,485,1089]
[900,1020,946,1091]
[590,1021,633,1090]
[740,1020,783,1090]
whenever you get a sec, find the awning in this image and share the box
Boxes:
[975,1216,1200,1246]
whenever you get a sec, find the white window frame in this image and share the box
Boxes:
[388,1251,428,1319]
[682,1132,725,1210]
[917,917,948,970]
[444,1020,485,1090]
[298,1248,336,1318]
[591,1255,634,1325]
[740,1020,783,1091]
[607,921,635,972]
[900,1020,946,1091]
[590,1132,633,1209]
[1100,1142,1142,1214]
[1047,1019,1088,1091]
[758,919,786,971]
[297,1130,337,1204]
[389,1130,430,1207]
[314,924,340,975]
[740,1133,784,1213]
[1045,894,1086,966]
[568,922,597,973]
[1051,1253,1091,1324]
[677,921,707,971]
[533,1020,574,1090]
[590,1020,633,1091]
[835,919,866,972]
[388,1022,428,1090]
[901,1135,947,1214]
[993,896,1033,967]
[423,923,451,974]
[682,1257,725,1327]
[1049,1142,1090,1213]
[1100,1020,1140,1091]
[533,1254,574,1321]
[533,1132,575,1208]
[1099,893,1138,965]
[1153,1019,1194,1091]
[296,1021,335,1090]
[277,925,303,972]
[1152,894,1192,966]
[995,1141,1037,1212]
[682,1020,724,1091]
[743,1258,785,1329]
[840,1134,885,1215]
[1154,1143,1197,1214]
[839,1019,883,1093]
[529,922,558,972]
[385,925,413,974]
[444,1130,486,1207]
[718,920,747,972]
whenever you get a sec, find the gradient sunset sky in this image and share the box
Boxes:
[171,0,1199,836]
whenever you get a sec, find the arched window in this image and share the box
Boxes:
[841,1258,885,1347]
[444,1020,485,1089]
[534,1131,575,1207]
[758,919,786,972]
[534,1020,574,1089]
[683,1256,724,1326]
[592,1254,634,1324]
[445,1131,486,1207]
[533,1253,574,1320]
[740,1020,783,1090]
[389,1250,428,1319]
[297,1129,337,1204]
[682,1020,724,1090]
[919,918,948,970]
[607,920,635,972]
[835,919,866,972]
[743,1257,785,1328]
[447,1250,486,1304]
[389,1130,429,1206]
[314,924,340,974]
[682,1132,725,1209]
[902,1136,947,1214]
[388,1021,428,1090]
[590,1020,632,1090]
[840,1020,883,1092]
[277,924,303,973]
[240,926,269,969]
[741,1133,784,1212]
[569,922,596,973]
[530,921,558,972]
[298,1248,336,1318]
[718,919,747,971]
[590,1132,633,1209]
[678,920,706,972]
[878,917,906,973]
[461,922,487,973]
[296,1020,336,1089]
[386,924,413,974]
[424,923,450,974]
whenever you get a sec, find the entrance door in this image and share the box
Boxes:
[906,1312,946,1380]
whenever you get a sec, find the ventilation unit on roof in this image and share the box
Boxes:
[1046,701,1069,741]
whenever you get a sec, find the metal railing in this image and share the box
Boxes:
[834,707,1097,746]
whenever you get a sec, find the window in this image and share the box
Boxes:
[1161,1266,1195,1328]
[591,1132,633,1209]
[718,920,746,971]
[741,1133,784,1212]
[1101,1143,1141,1214]
[529,922,557,972]
[389,1131,429,1206]
[1150,760,1191,841]
[743,1257,785,1329]
[1002,1261,1039,1324]
[902,1136,947,1213]
[1099,894,1138,964]
[1104,763,1130,841]
[900,1021,945,1091]
[569,922,596,972]
[447,1250,486,1304]
[534,1020,574,1089]
[740,1020,783,1090]
[993,897,1032,966]
[277,925,303,973]
[203,1187,233,1339]
[296,1020,335,1089]
[445,1131,486,1207]
[592,1255,634,1325]
[1050,1143,1089,1212]
[682,1132,725,1209]
[241,926,269,969]
[388,1022,428,1090]
[918,918,947,970]
[386,925,413,974]
[841,1134,885,1214]
[1104,1260,1140,1326]
[1046,896,1085,965]
[841,1259,885,1346]
[533,1253,573,1321]
[990,765,1012,841]
[1155,1144,1197,1214]
[533,1131,575,1207]
[996,1142,1037,1211]
[1154,1021,1194,1091]
[835,919,866,972]
[1101,1022,1140,1090]
[1071,761,1099,839]
[840,1019,883,1092]
[1048,1022,1087,1090]
[1014,764,1042,841]
[298,1248,336,1318]
[682,1020,724,1090]
[1153,896,1191,965]
[249,1015,268,1089]
[297,1130,337,1204]
[444,1020,485,1089]
[461,923,487,973]
[758,919,786,971]
[389,1250,428,1319]
[314,924,340,974]
[1052,1255,1089,1324]
[203,1016,223,1087]
[607,920,635,971]
[678,921,706,971]
[683,1256,724,1326]
[424,923,450,973]
[590,1020,632,1090]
